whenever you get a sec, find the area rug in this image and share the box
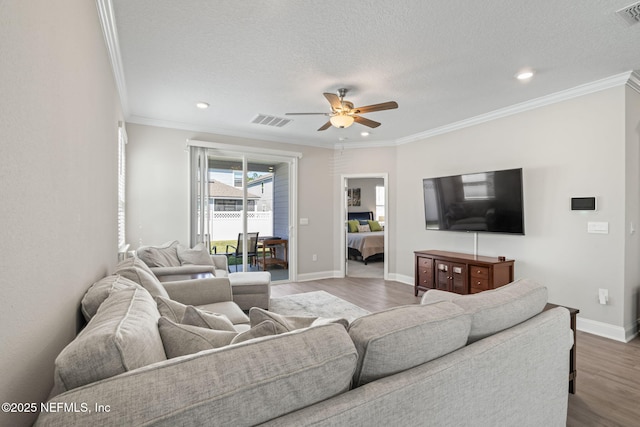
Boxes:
[269,291,370,322]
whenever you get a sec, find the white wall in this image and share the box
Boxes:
[624,85,640,336]
[0,2,123,426]
[347,178,384,215]
[395,85,637,339]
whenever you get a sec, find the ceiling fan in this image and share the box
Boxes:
[286,88,398,131]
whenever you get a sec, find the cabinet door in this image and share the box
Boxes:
[450,263,467,294]
[416,257,434,289]
[435,261,450,291]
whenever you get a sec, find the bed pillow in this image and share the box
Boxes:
[368,220,382,232]
[348,220,360,232]
[358,220,369,225]
[357,224,371,233]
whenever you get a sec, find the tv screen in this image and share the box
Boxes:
[423,168,524,234]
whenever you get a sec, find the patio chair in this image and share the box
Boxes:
[223,232,259,272]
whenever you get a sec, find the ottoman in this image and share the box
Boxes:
[228,271,271,310]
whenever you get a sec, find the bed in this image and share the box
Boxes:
[347,211,384,264]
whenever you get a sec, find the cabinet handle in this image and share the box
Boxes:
[477,281,481,285]
[477,270,481,274]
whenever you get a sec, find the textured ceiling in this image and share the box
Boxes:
[109,0,640,148]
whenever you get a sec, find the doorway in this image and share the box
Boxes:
[189,141,301,282]
[341,174,388,279]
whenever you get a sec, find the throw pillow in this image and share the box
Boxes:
[357,224,371,233]
[81,275,139,321]
[367,220,382,232]
[136,240,180,267]
[177,243,215,267]
[114,257,169,299]
[157,317,238,358]
[181,305,236,331]
[230,320,278,345]
[54,287,166,393]
[348,220,360,233]
[155,296,188,323]
[249,307,349,334]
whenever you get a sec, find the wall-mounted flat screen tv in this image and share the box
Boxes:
[423,168,524,234]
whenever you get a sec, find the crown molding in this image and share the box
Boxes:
[395,71,636,146]
[96,0,129,116]
[627,70,640,94]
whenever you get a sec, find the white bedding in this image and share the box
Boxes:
[347,231,384,260]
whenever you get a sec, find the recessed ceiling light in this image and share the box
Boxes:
[360,131,370,137]
[196,102,209,109]
[515,70,535,81]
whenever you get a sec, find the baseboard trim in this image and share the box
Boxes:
[388,273,414,286]
[296,270,341,282]
[576,317,638,343]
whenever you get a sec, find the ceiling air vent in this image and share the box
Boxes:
[251,114,292,128]
[616,2,640,25]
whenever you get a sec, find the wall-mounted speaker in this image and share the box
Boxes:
[571,197,596,211]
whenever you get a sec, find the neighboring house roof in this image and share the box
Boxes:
[247,174,273,187]
[209,180,260,199]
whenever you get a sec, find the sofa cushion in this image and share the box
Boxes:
[158,317,238,358]
[348,301,470,387]
[80,275,139,321]
[181,305,236,331]
[114,257,169,298]
[421,278,548,343]
[53,286,166,394]
[249,307,348,334]
[136,240,180,267]
[177,242,215,268]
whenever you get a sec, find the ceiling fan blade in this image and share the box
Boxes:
[353,101,398,114]
[353,115,381,128]
[323,93,342,110]
[317,121,332,131]
[285,112,328,115]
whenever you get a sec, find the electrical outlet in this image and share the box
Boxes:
[312,254,317,261]
[598,288,609,305]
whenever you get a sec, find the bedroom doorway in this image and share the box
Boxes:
[341,174,388,279]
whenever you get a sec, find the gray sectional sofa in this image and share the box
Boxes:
[35,278,571,426]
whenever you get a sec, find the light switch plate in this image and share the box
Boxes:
[299,218,309,225]
[587,222,609,234]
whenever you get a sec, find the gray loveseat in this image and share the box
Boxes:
[136,240,271,310]
[35,279,571,426]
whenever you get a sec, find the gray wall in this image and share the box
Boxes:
[394,85,639,340]
[0,1,123,425]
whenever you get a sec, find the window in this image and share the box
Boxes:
[117,122,127,251]
[461,172,495,200]
[376,185,385,222]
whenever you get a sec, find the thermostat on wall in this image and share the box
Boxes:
[571,197,596,211]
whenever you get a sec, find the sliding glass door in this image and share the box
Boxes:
[189,143,298,282]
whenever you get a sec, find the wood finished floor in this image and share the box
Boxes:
[272,278,640,427]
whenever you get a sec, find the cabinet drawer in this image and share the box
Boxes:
[470,266,489,279]
[417,257,432,269]
[470,277,489,291]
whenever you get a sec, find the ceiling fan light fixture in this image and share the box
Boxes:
[330,114,354,128]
